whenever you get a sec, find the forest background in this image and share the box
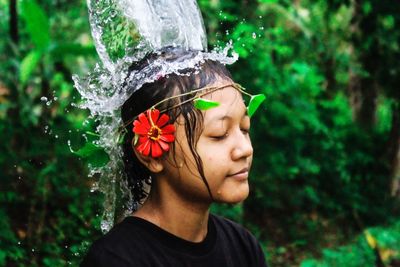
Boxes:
[1,0,400,266]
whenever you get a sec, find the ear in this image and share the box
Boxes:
[133,148,164,173]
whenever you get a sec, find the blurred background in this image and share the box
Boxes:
[1,0,400,266]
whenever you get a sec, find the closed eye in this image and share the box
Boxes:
[210,132,229,140]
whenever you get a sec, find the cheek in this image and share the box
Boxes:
[197,138,230,160]
[199,146,229,172]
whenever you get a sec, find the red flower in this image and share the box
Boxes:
[132,109,175,158]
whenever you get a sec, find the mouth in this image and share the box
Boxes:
[227,167,249,180]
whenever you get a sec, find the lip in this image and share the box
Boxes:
[227,168,249,180]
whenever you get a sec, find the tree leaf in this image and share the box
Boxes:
[247,94,266,118]
[73,142,110,168]
[194,98,220,110]
[19,51,42,85]
[87,151,110,168]
[73,142,104,158]
[50,43,97,57]
[20,0,50,50]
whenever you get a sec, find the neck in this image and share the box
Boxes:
[132,177,211,243]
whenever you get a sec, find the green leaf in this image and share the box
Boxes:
[194,98,220,110]
[118,132,127,145]
[50,43,97,57]
[247,94,266,118]
[19,50,42,85]
[133,133,139,146]
[87,151,110,168]
[85,131,101,137]
[73,142,104,158]
[73,142,110,168]
[20,0,50,50]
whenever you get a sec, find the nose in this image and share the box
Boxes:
[231,130,253,161]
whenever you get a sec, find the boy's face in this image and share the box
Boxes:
[162,80,253,205]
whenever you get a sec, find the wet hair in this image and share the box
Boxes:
[121,47,233,208]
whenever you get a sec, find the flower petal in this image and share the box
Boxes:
[151,141,162,158]
[142,140,152,156]
[138,136,148,144]
[149,109,160,125]
[158,140,170,152]
[138,113,150,127]
[161,124,175,134]
[136,139,151,156]
[160,134,175,143]
[133,121,150,135]
[157,113,170,128]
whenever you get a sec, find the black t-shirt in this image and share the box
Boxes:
[80,214,268,267]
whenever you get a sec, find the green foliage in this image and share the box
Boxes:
[20,0,50,50]
[200,0,400,265]
[301,220,400,266]
[19,50,42,85]
[1,0,101,266]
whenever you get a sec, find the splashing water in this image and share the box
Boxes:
[74,0,238,233]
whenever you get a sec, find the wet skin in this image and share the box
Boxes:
[133,81,253,242]
[163,83,253,205]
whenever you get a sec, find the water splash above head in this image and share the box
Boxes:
[87,0,208,71]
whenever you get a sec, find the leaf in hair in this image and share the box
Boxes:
[247,94,266,118]
[194,98,220,110]
[133,133,139,146]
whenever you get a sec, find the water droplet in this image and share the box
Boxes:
[259,26,264,30]
[252,32,257,39]
[17,241,21,245]
[55,135,59,139]
[40,96,48,102]
[67,140,74,153]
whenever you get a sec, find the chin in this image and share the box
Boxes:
[215,184,249,204]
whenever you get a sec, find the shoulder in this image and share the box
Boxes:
[80,217,149,267]
[211,214,257,243]
[211,214,268,267]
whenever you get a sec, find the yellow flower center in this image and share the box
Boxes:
[148,126,161,141]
